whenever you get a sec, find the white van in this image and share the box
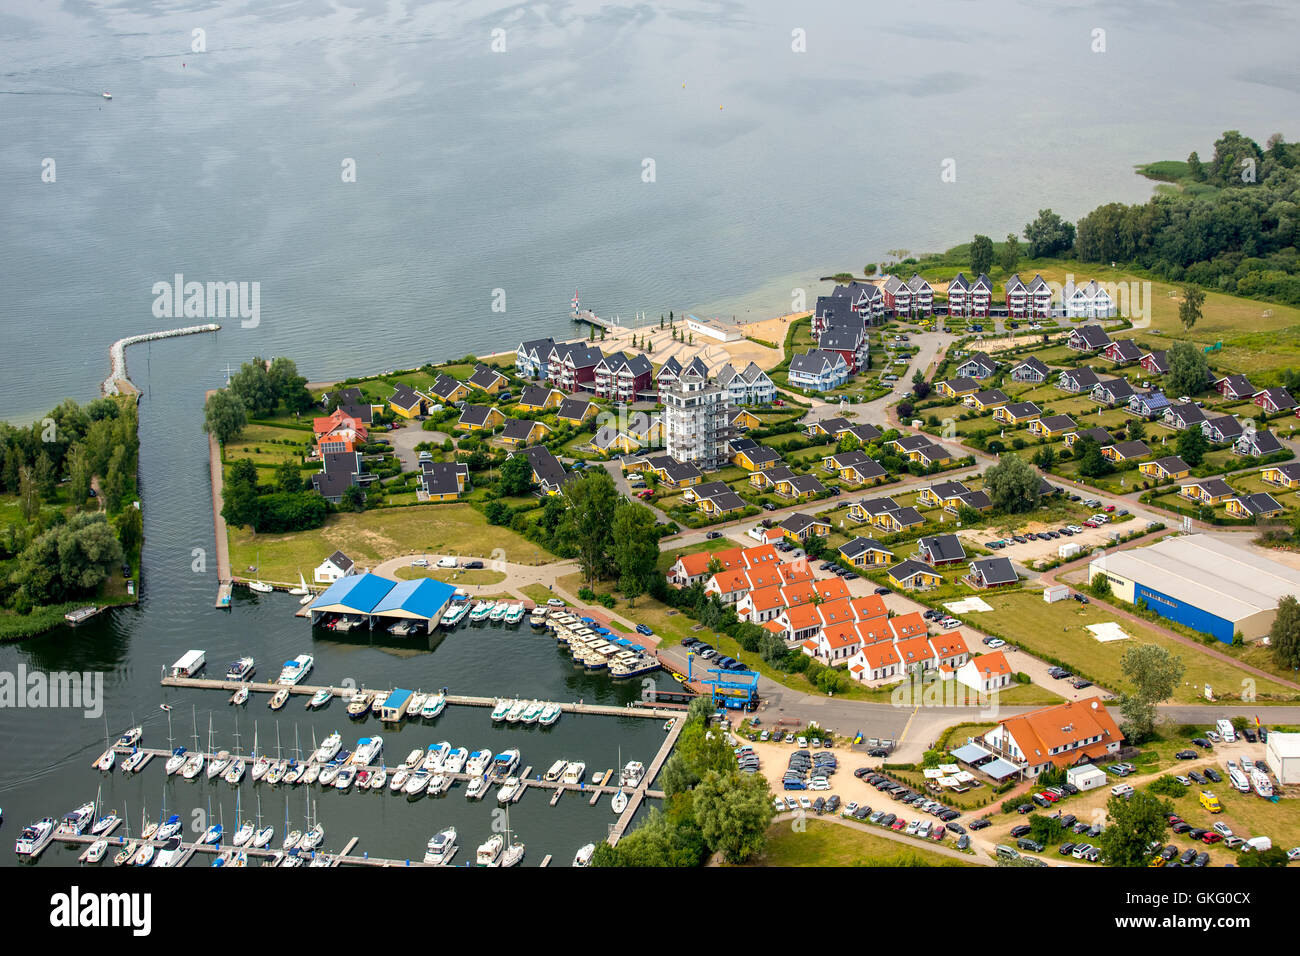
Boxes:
[1110,783,1134,797]
[1216,719,1237,742]
[1246,836,1272,852]
[436,556,458,569]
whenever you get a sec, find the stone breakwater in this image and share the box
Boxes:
[103,323,221,395]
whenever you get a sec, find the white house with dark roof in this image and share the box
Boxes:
[1236,428,1284,458]
[1162,401,1206,430]
[954,350,998,380]
[1064,280,1115,319]
[515,337,557,379]
[1201,415,1244,445]
[716,361,776,405]
[1010,355,1050,384]
[1057,366,1101,393]
[314,550,356,585]
[788,349,849,392]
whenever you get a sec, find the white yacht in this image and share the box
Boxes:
[573,843,595,867]
[490,698,514,722]
[538,702,562,726]
[333,767,356,791]
[181,752,205,779]
[496,840,524,868]
[465,775,490,800]
[225,657,255,681]
[620,761,646,788]
[224,757,246,785]
[611,789,628,814]
[152,837,185,867]
[232,821,255,847]
[424,827,457,865]
[156,815,182,841]
[252,824,275,849]
[301,763,321,785]
[57,802,97,837]
[496,776,522,804]
[407,693,427,716]
[95,749,116,772]
[475,833,503,866]
[90,810,120,836]
[421,693,446,719]
[492,749,521,778]
[314,732,342,764]
[403,769,431,795]
[423,741,452,772]
[85,839,109,863]
[561,761,586,785]
[505,700,528,723]
[369,767,387,790]
[543,759,567,782]
[353,736,384,767]
[428,773,451,795]
[520,700,544,724]
[277,655,314,685]
[443,747,468,775]
[14,818,55,856]
[164,747,188,775]
[401,748,423,769]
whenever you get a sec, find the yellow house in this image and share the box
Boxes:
[875,507,924,533]
[428,374,470,405]
[627,414,663,445]
[1225,493,1283,519]
[556,398,596,426]
[418,461,470,502]
[1179,478,1233,505]
[966,389,1009,413]
[467,364,508,395]
[734,444,782,472]
[937,378,979,399]
[388,383,427,419]
[1027,414,1077,439]
[1138,456,1190,481]
[498,419,551,447]
[992,401,1041,426]
[1261,463,1300,489]
[516,385,564,413]
[1101,440,1150,462]
[456,405,506,432]
[887,560,943,590]
[914,444,955,467]
[839,538,893,568]
[732,409,762,430]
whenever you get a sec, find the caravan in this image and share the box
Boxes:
[1216,719,1237,743]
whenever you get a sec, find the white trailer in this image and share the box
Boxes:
[170,649,206,678]
[1058,542,1081,560]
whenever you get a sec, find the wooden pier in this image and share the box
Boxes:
[215,582,232,609]
[52,830,437,868]
[161,674,683,720]
[608,715,685,846]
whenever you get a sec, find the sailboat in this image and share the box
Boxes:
[251,721,272,781]
[496,806,525,867]
[181,706,205,779]
[112,802,135,866]
[289,571,310,596]
[94,717,115,771]
[300,798,324,851]
[283,726,305,784]
[281,797,301,851]
[232,789,254,847]
[224,715,245,784]
[206,716,229,779]
[610,744,628,814]
[201,798,223,845]
[249,552,273,593]
[251,794,274,849]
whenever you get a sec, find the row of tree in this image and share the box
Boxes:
[203,356,313,445]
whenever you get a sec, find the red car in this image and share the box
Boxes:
[1200,832,1223,845]
[1038,791,1060,803]
[638,490,653,499]
[1105,505,1116,513]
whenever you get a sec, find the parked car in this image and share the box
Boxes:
[1175,750,1197,760]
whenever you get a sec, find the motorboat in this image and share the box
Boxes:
[466,749,493,776]
[423,741,452,772]
[318,761,342,787]
[164,747,188,775]
[504,604,525,625]
[490,698,514,722]
[441,602,469,627]
[277,655,314,685]
[506,700,528,723]
[424,827,457,865]
[81,838,107,863]
[369,767,387,790]
[308,689,332,709]
[469,601,493,623]
[611,789,628,814]
[443,747,468,774]
[230,686,250,706]
[620,761,646,788]
[353,736,384,767]
[401,748,422,769]
[94,749,116,772]
[279,851,304,867]
[496,777,522,804]
[407,693,426,716]
[90,811,120,836]
[403,769,430,796]
[314,732,342,763]
[476,833,503,866]
[224,758,246,785]
[489,603,508,622]
[248,579,273,594]
[121,749,148,774]
[520,700,544,724]
[428,773,451,795]
[370,693,387,717]
[207,750,231,779]
[156,815,182,841]
[15,818,55,856]
[356,769,371,788]
[529,607,549,628]
[269,688,290,711]
[232,821,255,847]
[57,802,97,838]
[1252,769,1274,798]
[543,759,567,782]
[538,703,562,727]
[116,726,143,749]
[102,91,112,99]
[573,843,595,867]
[421,693,446,719]
[465,775,490,800]
[492,749,520,778]
[562,761,586,785]
[346,691,373,718]
[152,837,185,867]
[389,768,410,792]
[225,657,255,681]
[282,828,302,851]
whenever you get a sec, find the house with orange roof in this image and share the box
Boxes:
[666,543,779,588]
[312,408,368,456]
[956,651,1013,694]
[846,641,902,683]
[802,621,865,664]
[893,634,936,674]
[888,611,928,642]
[982,697,1123,778]
[929,631,971,670]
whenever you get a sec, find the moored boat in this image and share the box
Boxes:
[466,748,493,776]
[307,689,332,709]
[573,843,595,867]
[475,833,503,866]
[313,731,342,763]
[465,775,490,800]
[346,691,373,718]
[15,817,55,856]
[538,702,562,726]
[277,655,314,685]
[543,759,567,782]
[403,769,430,796]
[225,657,255,681]
[90,811,119,836]
[490,698,513,722]
[421,693,446,719]
[424,827,457,865]
[496,776,521,804]
[561,761,586,785]
[492,748,520,779]
[269,688,290,711]
[164,747,187,775]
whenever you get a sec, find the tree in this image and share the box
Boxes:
[1176,426,1207,467]
[611,502,659,606]
[557,469,620,585]
[116,505,143,555]
[204,389,248,445]
[1179,284,1206,331]
[1186,151,1205,182]
[228,357,278,417]
[1023,209,1077,258]
[1000,234,1021,273]
[11,512,124,605]
[692,770,774,863]
[970,234,994,276]
[1127,420,1146,442]
[341,484,366,513]
[1165,341,1210,399]
[103,445,127,512]
[18,465,38,522]
[911,371,930,399]
[34,451,57,501]
[983,453,1041,514]
[1076,437,1112,478]
[483,499,511,525]
[1238,846,1289,868]
[1269,595,1300,671]
[66,444,92,508]
[1118,643,1185,740]
[276,461,302,493]
[1033,445,1056,471]
[836,432,861,454]
[496,454,533,497]
[1100,791,1171,867]
[1089,572,1112,600]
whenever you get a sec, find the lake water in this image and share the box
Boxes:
[0,0,1296,865]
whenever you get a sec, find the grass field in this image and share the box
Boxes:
[750,819,976,867]
[229,504,552,583]
[976,591,1299,703]
[394,566,507,586]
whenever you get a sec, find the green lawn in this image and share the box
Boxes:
[975,591,1299,703]
[750,820,976,867]
[394,566,507,586]
[228,503,553,584]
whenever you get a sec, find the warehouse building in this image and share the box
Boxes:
[1266,732,1300,785]
[1088,534,1300,643]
